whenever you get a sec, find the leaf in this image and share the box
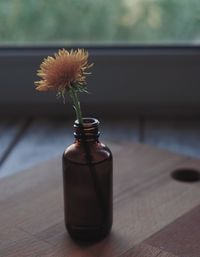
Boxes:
[56,91,61,99]
[73,105,77,112]
[81,88,90,94]
[71,83,89,94]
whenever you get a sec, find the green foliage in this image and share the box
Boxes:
[0,0,200,44]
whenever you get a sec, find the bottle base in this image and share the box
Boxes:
[66,224,112,242]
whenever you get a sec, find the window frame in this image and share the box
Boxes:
[1,45,200,118]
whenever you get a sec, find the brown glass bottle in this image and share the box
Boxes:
[62,118,113,241]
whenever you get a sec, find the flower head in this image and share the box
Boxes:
[35,48,93,124]
[35,48,92,93]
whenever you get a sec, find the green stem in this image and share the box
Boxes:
[69,85,106,223]
[69,86,83,125]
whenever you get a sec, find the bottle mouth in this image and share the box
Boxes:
[74,117,100,139]
[74,118,99,127]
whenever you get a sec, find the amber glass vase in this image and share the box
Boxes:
[62,118,113,241]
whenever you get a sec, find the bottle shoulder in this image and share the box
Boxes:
[63,141,112,164]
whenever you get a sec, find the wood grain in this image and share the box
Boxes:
[101,119,139,143]
[1,142,200,256]
[0,119,139,178]
[0,119,25,166]
[0,119,71,178]
[144,119,200,158]
[119,243,173,257]
[121,203,200,257]
[146,204,200,257]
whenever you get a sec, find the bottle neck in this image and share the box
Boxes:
[74,118,100,142]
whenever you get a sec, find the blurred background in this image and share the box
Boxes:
[1,0,200,45]
[1,0,200,177]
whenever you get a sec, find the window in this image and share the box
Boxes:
[1,1,200,117]
[0,0,200,45]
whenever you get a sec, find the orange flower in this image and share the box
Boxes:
[35,49,92,92]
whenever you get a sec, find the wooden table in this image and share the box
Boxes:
[1,142,200,257]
